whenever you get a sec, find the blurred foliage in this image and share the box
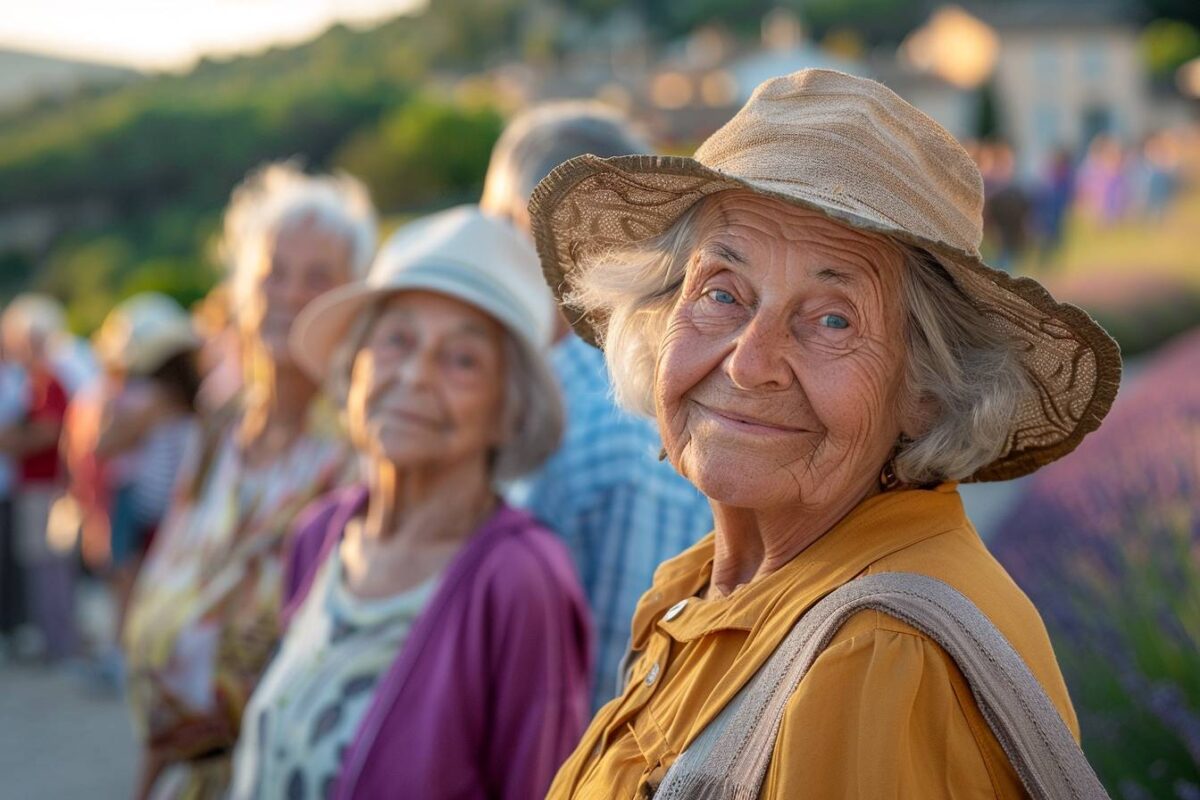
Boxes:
[0,0,1197,334]
[975,81,1001,140]
[0,5,520,331]
[575,0,925,45]
[1140,19,1200,82]
[797,0,929,46]
[992,329,1200,797]
[1048,272,1200,358]
[0,69,410,214]
[1144,0,1200,29]
[1090,289,1200,358]
[335,97,504,211]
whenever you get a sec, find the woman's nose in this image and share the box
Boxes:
[395,345,439,390]
[724,311,794,391]
[268,273,311,313]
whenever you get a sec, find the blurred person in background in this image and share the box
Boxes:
[122,162,376,799]
[190,283,242,416]
[232,206,590,800]
[0,294,78,662]
[1032,146,1076,266]
[481,102,712,710]
[86,293,203,685]
[980,140,1032,273]
[0,335,27,654]
[1133,131,1181,222]
[1076,134,1130,224]
[51,321,99,397]
[60,366,116,576]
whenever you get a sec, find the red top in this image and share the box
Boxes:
[19,370,68,485]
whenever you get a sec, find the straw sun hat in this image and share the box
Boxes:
[529,69,1121,482]
[93,293,199,376]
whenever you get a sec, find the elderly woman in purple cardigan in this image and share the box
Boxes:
[228,206,591,800]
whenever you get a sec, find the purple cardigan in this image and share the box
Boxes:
[281,486,593,800]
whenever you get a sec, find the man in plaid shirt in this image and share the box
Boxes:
[484,104,713,708]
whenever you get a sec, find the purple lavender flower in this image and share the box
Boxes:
[992,328,1200,794]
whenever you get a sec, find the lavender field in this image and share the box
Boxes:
[992,328,1200,798]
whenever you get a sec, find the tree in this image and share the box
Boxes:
[334,97,503,212]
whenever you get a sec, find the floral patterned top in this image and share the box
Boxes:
[231,541,440,799]
[123,409,353,799]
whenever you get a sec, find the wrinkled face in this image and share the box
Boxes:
[656,191,913,511]
[346,291,507,471]
[240,217,353,367]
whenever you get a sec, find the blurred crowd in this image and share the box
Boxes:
[0,101,713,800]
[968,129,1185,271]
[0,85,1192,799]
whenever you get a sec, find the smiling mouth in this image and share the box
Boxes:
[383,409,444,429]
[692,401,813,436]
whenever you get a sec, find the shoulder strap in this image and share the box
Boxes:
[654,572,1109,800]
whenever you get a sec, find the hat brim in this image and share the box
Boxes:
[289,278,565,480]
[289,282,384,384]
[529,153,1122,482]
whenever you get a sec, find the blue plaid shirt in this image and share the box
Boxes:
[508,335,713,709]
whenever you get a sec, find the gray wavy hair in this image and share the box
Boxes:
[565,198,1031,485]
[481,101,651,225]
[219,160,378,314]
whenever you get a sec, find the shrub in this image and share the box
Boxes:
[1048,271,1200,358]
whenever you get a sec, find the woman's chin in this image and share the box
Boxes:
[681,455,801,510]
[372,438,456,473]
[373,440,433,466]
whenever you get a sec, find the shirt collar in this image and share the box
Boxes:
[629,482,967,649]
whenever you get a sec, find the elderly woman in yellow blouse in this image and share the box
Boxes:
[123,162,376,799]
[533,70,1120,798]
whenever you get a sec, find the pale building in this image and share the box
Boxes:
[979,2,1148,179]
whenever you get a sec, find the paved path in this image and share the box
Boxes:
[0,659,137,799]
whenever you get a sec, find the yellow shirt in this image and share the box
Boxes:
[547,483,1078,799]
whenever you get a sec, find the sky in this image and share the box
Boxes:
[0,0,424,72]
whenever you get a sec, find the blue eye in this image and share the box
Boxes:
[709,290,736,305]
[820,314,850,330]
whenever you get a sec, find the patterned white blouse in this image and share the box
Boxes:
[231,538,440,800]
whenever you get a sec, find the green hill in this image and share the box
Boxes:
[0,8,516,330]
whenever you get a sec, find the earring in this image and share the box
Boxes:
[879,434,911,492]
[879,458,900,491]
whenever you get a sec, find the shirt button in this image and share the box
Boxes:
[644,661,661,686]
[663,599,689,621]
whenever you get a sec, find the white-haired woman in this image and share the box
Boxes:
[481,102,713,710]
[0,294,79,661]
[123,162,376,799]
[228,206,590,800]
[534,70,1119,798]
